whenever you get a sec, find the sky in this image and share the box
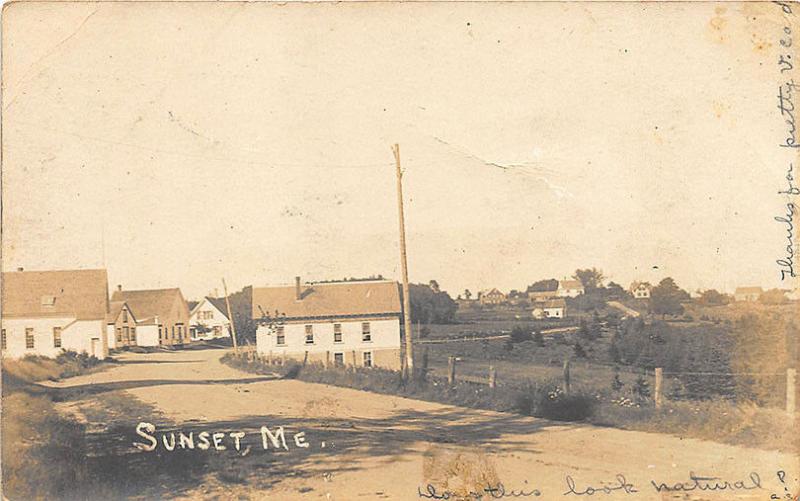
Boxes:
[2,1,796,299]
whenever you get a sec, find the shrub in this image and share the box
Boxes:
[573,342,587,358]
[532,330,545,347]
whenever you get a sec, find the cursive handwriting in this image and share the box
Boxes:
[563,475,637,496]
[418,483,541,499]
[778,81,800,148]
[650,471,762,493]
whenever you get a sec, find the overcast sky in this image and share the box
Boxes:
[2,2,792,298]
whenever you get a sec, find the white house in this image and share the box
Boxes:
[734,286,763,302]
[556,280,584,298]
[532,298,566,319]
[106,300,138,350]
[1,268,110,359]
[253,277,402,370]
[189,297,231,341]
[629,281,652,299]
[111,287,190,347]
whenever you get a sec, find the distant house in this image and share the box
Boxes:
[106,301,138,350]
[556,280,584,298]
[506,291,529,306]
[478,288,506,305]
[629,281,652,299]
[111,286,190,346]
[189,297,231,341]
[253,277,402,370]
[1,268,110,359]
[734,287,763,302]
[532,298,567,319]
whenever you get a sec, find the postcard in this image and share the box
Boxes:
[1,1,798,500]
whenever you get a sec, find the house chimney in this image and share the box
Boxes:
[16,267,23,272]
[295,276,302,300]
[117,284,122,292]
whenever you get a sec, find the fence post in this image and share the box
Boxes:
[488,365,497,389]
[562,359,571,395]
[448,356,456,385]
[654,367,663,409]
[787,368,797,418]
[324,350,330,369]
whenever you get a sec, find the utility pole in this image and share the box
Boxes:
[222,278,239,354]
[393,143,414,378]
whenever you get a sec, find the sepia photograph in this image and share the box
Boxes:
[1,1,798,499]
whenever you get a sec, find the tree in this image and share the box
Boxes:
[228,286,257,344]
[532,330,545,347]
[429,280,441,293]
[697,289,731,306]
[649,277,689,318]
[573,341,587,358]
[759,288,789,305]
[605,281,628,299]
[573,268,605,290]
[407,282,457,324]
[464,289,472,300]
[526,279,558,293]
[509,325,532,344]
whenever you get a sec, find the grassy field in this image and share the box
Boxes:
[1,353,108,500]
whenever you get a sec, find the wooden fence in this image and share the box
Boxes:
[439,356,798,419]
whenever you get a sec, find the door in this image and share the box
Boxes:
[91,338,100,357]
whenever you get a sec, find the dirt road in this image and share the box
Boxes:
[45,347,798,500]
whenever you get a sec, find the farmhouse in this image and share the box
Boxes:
[106,300,138,349]
[1,268,110,358]
[253,277,402,370]
[189,297,231,341]
[532,298,566,319]
[478,288,506,305]
[733,286,763,302]
[111,286,190,346]
[556,280,584,298]
[629,281,652,299]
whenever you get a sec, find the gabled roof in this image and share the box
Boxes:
[190,296,230,320]
[1,269,109,320]
[559,280,583,290]
[251,280,401,320]
[481,288,504,296]
[111,288,184,324]
[543,298,567,308]
[734,286,764,295]
[106,300,137,324]
[629,281,652,291]
[187,300,200,312]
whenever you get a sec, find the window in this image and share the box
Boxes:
[361,322,371,342]
[41,295,56,307]
[123,326,129,341]
[25,328,34,349]
[213,326,222,336]
[131,327,136,344]
[1,329,6,350]
[171,326,175,339]
[333,352,344,366]
[363,351,372,368]
[333,323,342,343]
[275,325,286,346]
[158,326,163,339]
[53,327,62,348]
[116,327,123,343]
[122,309,128,323]
[304,325,314,344]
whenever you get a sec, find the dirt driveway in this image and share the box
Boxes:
[44,347,798,500]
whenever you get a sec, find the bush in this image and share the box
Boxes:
[573,342,587,358]
[512,381,594,421]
